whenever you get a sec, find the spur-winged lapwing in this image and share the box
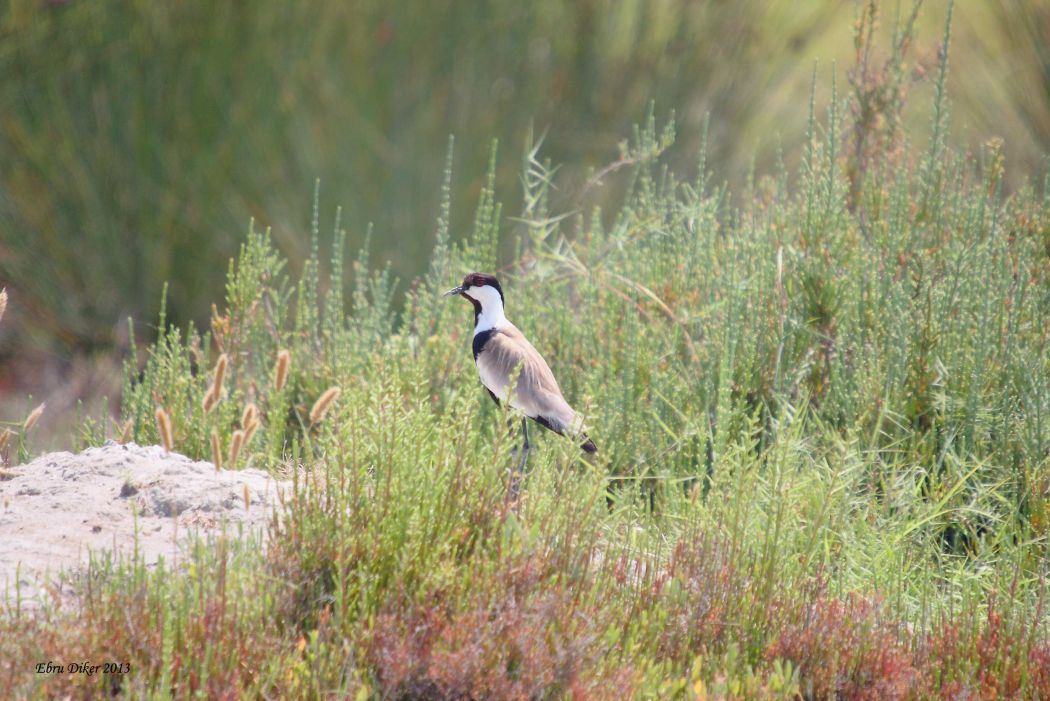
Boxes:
[445,273,597,479]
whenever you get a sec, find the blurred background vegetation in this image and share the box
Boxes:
[0,0,1048,439]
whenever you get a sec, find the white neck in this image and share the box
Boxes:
[467,285,508,333]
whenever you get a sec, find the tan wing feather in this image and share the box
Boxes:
[476,325,580,433]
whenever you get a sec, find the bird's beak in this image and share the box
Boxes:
[442,285,464,299]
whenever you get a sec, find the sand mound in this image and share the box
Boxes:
[0,442,288,607]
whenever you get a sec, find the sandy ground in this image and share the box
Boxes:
[0,442,288,608]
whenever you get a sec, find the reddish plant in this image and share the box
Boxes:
[642,537,754,662]
[921,595,1050,699]
[368,555,634,700]
[767,588,917,700]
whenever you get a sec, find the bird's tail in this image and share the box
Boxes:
[580,434,597,454]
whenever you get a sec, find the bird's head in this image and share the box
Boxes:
[444,272,504,308]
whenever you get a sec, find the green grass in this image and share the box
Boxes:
[4,8,1050,698]
[1,0,1048,357]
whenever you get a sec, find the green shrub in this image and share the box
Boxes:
[2,0,1049,355]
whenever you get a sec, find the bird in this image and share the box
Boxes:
[444,272,597,487]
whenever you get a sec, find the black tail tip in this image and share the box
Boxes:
[581,437,598,454]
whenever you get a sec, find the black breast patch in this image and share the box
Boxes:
[472,329,496,360]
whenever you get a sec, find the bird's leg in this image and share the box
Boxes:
[509,417,530,501]
[519,417,530,470]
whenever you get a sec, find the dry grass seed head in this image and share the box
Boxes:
[211,430,223,471]
[244,421,259,446]
[119,419,134,445]
[274,349,291,392]
[240,403,260,446]
[202,388,218,414]
[154,406,174,453]
[203,354,229,413]
[229,429,245,466]
[23,402,45,432]
[241,402,258,431]
[309,387,341,425]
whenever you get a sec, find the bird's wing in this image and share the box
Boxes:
[477,325,582,435]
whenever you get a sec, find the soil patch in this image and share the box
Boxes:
[0,442,287,607]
